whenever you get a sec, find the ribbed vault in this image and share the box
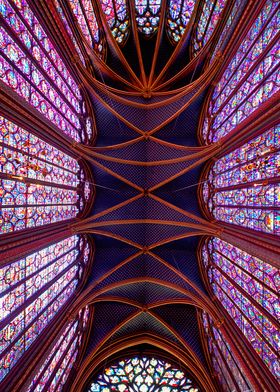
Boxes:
[57,1,242,389]
[67,17,223,386]
[3,1,279,391]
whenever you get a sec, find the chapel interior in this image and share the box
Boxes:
[0,0,279,391]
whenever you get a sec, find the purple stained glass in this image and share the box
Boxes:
[0,117,90,234]
[202,0,280,143]
[135,0,162,36]
[192,0,228,56]
[67,0,104,56]
[166,0,196,43]
[100,0,130,44]
[209,0,246,64]
[86,117,93,140]
[0,236,90,382]
[0,0,88,141]
[53,0,86,66]
[204,124,280,235]
[202,239,280,380]
[202,311,254,391]
[26,306,90,392]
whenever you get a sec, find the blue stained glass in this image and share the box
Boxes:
[135,0,162,36]
[167,0,196,43]
[100,0,130,44]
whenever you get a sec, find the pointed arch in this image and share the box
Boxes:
[166,0,197,44]
[99,0,130,45]
[135,0,162,36]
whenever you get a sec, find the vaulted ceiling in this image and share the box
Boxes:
[54,1,239,389]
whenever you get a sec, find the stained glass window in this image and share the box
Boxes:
[66,0,105,57]
[53,0,86,66]
[191,0,228,57]
[0,236,91,382]
[89,356,199,391]
[26,306,90,392]
[209,0,246,64]
[0,116,91,235]
[166,0,196,44]
[135,0,162,36]
[201,311,254,392]
[202,0,280,143]
[0,0,92,142]
[201,238,280,381]
[203,124,280,235]
[100,0,130,45]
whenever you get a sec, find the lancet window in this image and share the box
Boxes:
[202,311,254,392]
[201,239,280,380]
[66,0,105,57]
[0,0,93,142]
[202,123,280,235]
[135,0,162,36]
[166,0,196,44]
[0,236,91,382]
[26,306,90,392]
[53,0,87,66]
[209,0,245,64]
[191,0,228,57]
[202,0,280,143]
[100,0,129,44]
[0,116,91,235]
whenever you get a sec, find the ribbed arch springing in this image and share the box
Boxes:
[0,236,91,382]
[201,0,280,143]
[191,0,229,57]
[0,0,94,142]
[99,0,130,45]
[26,305,90,392]
[166,0,196,44]
[201,311,254,392]
[0,116,91,235]
[201,238,280,381]
[202,123,280,235]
